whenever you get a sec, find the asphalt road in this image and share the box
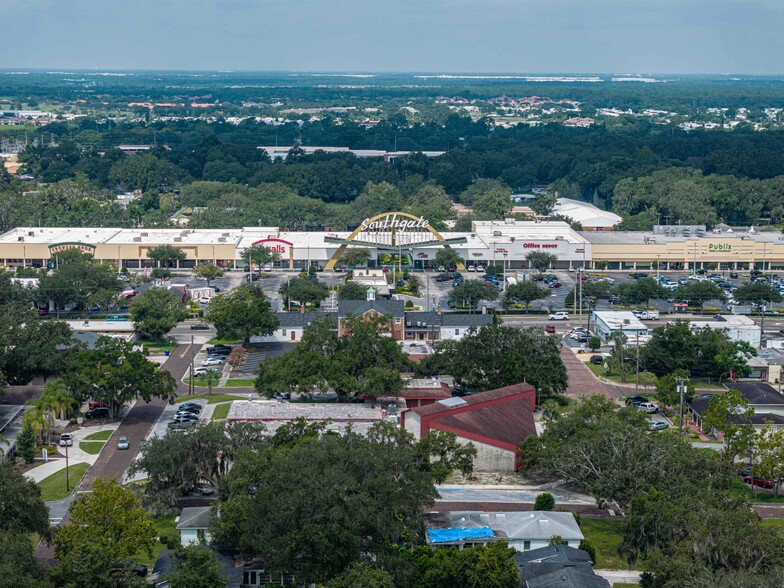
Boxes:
[36,343,198,565]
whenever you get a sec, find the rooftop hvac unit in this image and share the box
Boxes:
[180,231,189,237]
[217,237,226,243]
[222,232,230,237]
[133,237,141,242]
[173,237,182,242]
[623,319,630,325]
[493,231,502,237]
[27,231,34,236]
[140,232,148,237]
[17,236,24,242]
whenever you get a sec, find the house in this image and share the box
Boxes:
[690,314,761,348]
[152,549,290,588]
[176,506,211,546]
[337,298,405,340]
[250,312,327,344]
[404,311,492,342]
[689,383,784,431]
[516,544,610,588]
[590,311,648,343]
[402,383,537,471]
[425,511,584,552]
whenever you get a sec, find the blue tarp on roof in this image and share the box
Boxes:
[427,526,495,544]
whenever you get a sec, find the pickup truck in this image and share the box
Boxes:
[634,310,659,320]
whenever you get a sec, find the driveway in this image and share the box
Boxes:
[560,347,627,399]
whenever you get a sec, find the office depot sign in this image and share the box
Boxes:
[522,242,558,249]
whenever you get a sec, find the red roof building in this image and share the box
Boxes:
[401,383,537,472]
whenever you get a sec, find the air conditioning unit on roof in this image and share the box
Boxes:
[133,237,141,242]
[140,232,148,237]
[174,237,182,242]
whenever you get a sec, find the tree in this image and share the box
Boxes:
[37,257,121,312]
[733,281,783,305]
[279,276,329,310]
[753,426,784,497]
[168,545,226,588]
[0,462,51,539]
[205,285,278,346]
[211,422,475,584]
[16,423,36,464]
[328,562,394,588]
[52,478,157,588]
[529,193,557,216]
[257,316,411,400]
[448,280,498,309]
[433,247,462,270]
[131,422,266,513]
[150,267,173,281]
[526,251,558,272]
[0,529,52,588]
[192,264,225,286]
[587,336,601,352]
[655,369,695,408]
[674,280,726,313]
[534,492,555,511]
[472,184,513,220]
[412,542,520,588]
[339,247,371,269]
[504,281,548,312]
[129,287,186,340]
[146,244,187,268]
[64,338,177,418]
[417,325,567,399]
[243,244,281,271]
[702,389,756,466]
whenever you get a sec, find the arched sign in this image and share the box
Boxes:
[48,242,96,255]
[325,212,466,270]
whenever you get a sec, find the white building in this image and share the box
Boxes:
[426,511,584,552]
[552,198,622,231]
[690,315,762,348]
[591,311,649,343]
[176,507,211,546]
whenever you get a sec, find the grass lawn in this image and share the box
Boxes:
[729,478,784,503]
[177,393,239,405]
[83,430,114,441]
[192,375,222,387]
[132,515,178,568]
[79,441,105,455]
[580,517,634,570]
[211,403,231,420]
[207,337,239,345]
[224,378,256,387]
[37,462,90,502]
[142,338,177,354]
[761,519,784,534]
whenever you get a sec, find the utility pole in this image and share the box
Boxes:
[635,332,640,393]
[675,375,689,437]
[189,335,195,396]
[65,441,70,492]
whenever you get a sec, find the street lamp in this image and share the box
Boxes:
[503,253,508,292]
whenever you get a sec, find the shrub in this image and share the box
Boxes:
[405,300,414,309]
[579,539,596,564]
[587,336,601,352]
[534,492,555,511]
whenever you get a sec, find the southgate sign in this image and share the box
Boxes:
[359,214,430,232]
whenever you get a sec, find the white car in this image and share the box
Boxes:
[476,265,485,272]
[549,312,570,321]
[637,402,658,414]
[599,277,615,285]
[467,265,476,272]
[262,263,273,272]
[201,358,224,367]
[59,433,73,447]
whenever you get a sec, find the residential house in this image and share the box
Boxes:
[425,511,584,552]
[337,298,405,340]
[516,544,610,588]
[176,506,211,546]
[402,383,537,471]
[689,382,784,431]
[250,312,327,344]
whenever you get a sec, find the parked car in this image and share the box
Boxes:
[173,413,199,423]
[649,420,670,431]
[168,420,196,428]
[589,355,605,365]
[85,407,110,419]
[451,388,473,397]
[194,486,215,496]
[206,346,231,355]
[624,395,648,406]
[179,402,202,410]
[608,295,620,304]
[729,272,739,279]
[262,263,273,272]
[636,401,658,414]
[106,315,128,322]
[467,265,476,272]
[452,277,464,286]
[545,325,556,333]
[549,312,570,320]
[88,401,109,409]
[633,310,659,320]
[548,281,562,288]
[631,272,649,279]
[201,358,224,367]
[59,433,73,447]
[743,475,774,489]
[435,273,451,282]
[190,322,209,330]
[117,437,129,450]
[437,266,446,272]
[177,406,202,415]
[475,265,485,272]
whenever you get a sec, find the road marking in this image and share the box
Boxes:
[178,345,191,359]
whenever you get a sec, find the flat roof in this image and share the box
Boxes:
[593,310,647,331]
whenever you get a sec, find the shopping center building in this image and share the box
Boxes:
[0,216,783,272]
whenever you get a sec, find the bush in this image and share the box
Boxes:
[587,336,601,352]
[16,424,36,464]
[534,492,555,511]
[405,300,414,309]
[579,539,596,564]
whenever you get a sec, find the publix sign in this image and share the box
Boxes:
[708,243,732,252]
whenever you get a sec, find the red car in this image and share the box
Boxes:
[88,401,109,409]
[545,325,556,333]
[548,282,562,288]
[744,475,774,489]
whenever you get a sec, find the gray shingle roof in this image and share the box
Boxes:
[403,311,492,329]
[338,300,405,318]
[176,506,211,530]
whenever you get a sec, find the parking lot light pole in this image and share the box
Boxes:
[65,441,70,492]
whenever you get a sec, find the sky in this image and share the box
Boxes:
[0,0,782,74]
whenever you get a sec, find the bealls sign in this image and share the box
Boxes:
[360,214,430,232]
[250,238,292,256]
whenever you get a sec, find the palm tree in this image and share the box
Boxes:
[43,380,76,421]
[205,368,220,396]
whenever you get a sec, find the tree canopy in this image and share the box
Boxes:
[129,287,186,339]
[205,285,278,345]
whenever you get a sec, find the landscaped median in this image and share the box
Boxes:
[211,403,232,420]
[79,428,115,455]
[37,462,90,502]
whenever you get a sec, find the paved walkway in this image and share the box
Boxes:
[561,347,627,399]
